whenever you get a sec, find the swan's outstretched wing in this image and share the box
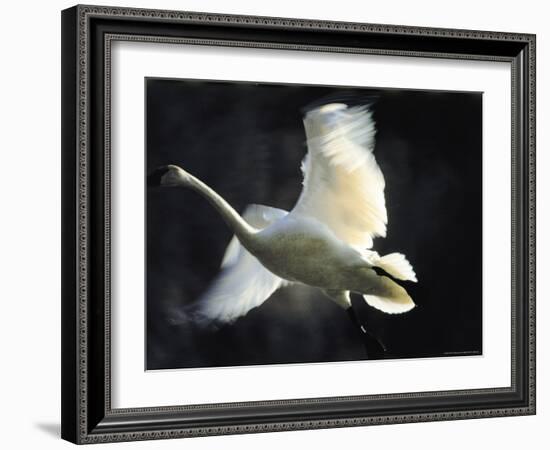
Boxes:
[192,204,289,326]
[292,104,387,249]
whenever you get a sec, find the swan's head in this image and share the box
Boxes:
[147,164,193,188]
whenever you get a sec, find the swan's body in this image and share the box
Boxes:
[149,103,417,357]
[254,213,366,285]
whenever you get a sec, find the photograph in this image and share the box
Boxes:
[58,4,536,444]
[145,78,483,370]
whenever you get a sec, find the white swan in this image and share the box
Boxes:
[149,103,417,357]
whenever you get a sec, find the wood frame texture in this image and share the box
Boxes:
[61,4,536,444]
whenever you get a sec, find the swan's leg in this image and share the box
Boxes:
[345,306,386,359]
[324,290,386,359]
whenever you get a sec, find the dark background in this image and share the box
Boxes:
[146,78,482,370]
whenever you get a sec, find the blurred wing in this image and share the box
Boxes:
[194,204,289,326]
[292,106,387,249]
[193,251,285,326]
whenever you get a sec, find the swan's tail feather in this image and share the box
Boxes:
[362,273,416,314]
[363,292,415,314]
[376,252,417,282]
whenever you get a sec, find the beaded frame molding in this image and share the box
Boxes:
[61,4,536,444]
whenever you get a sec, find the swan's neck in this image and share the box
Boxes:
[179,173,258,249]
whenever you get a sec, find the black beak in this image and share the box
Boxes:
[147,165,171,188]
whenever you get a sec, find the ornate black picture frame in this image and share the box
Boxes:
[61,4,536,444]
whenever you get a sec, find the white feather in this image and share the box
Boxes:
[193,204,289,325]
[374,252,418,282]
[193,250,285,325]
[362,274,416,314]
[291,105,387,249]
[363,293,416,314]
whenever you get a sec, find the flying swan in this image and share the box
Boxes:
[148,103,417,358]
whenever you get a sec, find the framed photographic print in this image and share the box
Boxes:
[61,4,536,444]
